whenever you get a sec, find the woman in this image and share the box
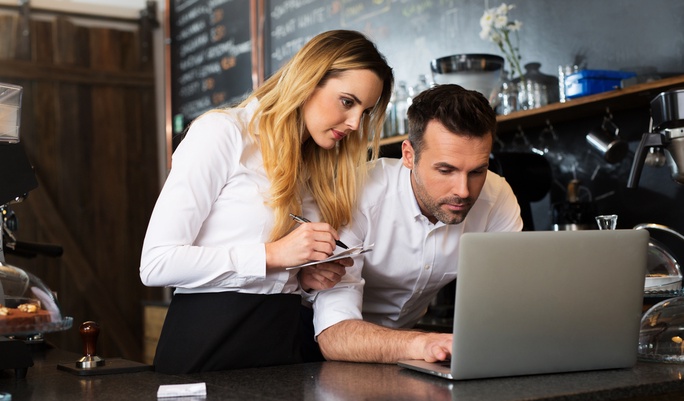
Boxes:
[140,30,394,373]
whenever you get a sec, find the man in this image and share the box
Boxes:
[304,84,523,363]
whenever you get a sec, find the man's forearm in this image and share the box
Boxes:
[317,319,450,363]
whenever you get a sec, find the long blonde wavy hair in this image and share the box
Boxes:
[240,30,393,241]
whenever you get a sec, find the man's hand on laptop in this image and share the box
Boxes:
[415,333,453,362]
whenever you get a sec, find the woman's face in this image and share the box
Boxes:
[301,69,384,149]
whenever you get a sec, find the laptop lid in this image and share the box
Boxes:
[399,229,649,380]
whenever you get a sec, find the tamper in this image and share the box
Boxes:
[76,321,105,368]
[57,320,152,375]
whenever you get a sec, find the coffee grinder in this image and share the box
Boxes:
[628,88,684,188]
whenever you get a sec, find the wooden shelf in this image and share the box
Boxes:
[379,74,684,147]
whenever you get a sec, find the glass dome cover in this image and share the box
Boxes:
[0,262,72,336]
[639,296,684,363]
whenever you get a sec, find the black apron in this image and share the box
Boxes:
[154,292,304,374]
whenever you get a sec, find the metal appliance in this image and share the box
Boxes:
[430,54,504,104]
[0,83,70,379]
[628,89,684,188]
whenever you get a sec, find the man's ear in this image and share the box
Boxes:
[401,140,415,169]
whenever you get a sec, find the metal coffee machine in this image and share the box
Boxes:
[628,88,684,188]
[1,83,70,379]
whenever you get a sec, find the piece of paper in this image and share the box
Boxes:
[157,382,207,398]
[286,244,374,270]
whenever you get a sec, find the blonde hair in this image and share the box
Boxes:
[241,30,393,241]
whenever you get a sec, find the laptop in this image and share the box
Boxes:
[398,229,649,380]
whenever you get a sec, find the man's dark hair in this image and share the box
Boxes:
[407,84,497,161]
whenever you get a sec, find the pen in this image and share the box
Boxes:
[289,213,349,249]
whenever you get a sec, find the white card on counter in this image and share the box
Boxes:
[286,244,373,270]
[157,382,207,398]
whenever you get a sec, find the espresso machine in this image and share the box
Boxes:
[628,89,684,188]
[1,83,70,379]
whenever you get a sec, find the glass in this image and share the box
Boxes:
[639,297,684,363]
[0,83,22,143]
[558,64,579,103]
[595,214,617,230]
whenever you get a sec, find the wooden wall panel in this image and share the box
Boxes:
[0,15,17,60]
[1,8,162,361]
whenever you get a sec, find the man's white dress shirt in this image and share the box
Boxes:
[311,157,523,336]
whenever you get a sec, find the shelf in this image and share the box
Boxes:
[379,74,684,147]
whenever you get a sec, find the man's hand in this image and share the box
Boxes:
[299,257,353,291]
[318,320,453,363]
[414,332,452,362]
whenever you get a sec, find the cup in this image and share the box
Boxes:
[585,118,628,164]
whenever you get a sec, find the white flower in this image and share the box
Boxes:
[509,20,523,31]
[478,2,524,80]
[496,3,513,15]
[480,10,495,29]
[494,15,508,29]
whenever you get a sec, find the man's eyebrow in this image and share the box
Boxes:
[433,161,456,169]
[433,161,489,171]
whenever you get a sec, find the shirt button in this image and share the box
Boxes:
[424,265,430,270]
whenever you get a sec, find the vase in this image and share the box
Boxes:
[513,62,560,110]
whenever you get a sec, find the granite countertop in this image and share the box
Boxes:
[3,344,684,400]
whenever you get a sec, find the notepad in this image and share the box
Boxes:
[286,244,373,270]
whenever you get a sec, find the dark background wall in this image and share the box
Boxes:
[167,0,684,245]
[265,0,684,88]
[262,0,684,240]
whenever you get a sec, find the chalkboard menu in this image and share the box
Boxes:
[263,0,477,83]
[169,0,256,134]
[265,0,393,77]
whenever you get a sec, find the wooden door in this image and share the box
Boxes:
[0,8,162,361]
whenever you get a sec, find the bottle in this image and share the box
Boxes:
[496,70,518,115]
[394,81,410,136]
[409,74,430,101]
[382,90,396,138]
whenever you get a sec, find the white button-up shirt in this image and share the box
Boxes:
[310,158,523,335]
[140,100,319,295]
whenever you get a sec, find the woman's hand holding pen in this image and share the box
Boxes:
[264,221,341,269]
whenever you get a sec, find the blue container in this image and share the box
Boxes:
[564,70,637,99]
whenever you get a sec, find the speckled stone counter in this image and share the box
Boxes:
[3,345,684,400]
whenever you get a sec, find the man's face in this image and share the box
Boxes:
[402,120,492,225]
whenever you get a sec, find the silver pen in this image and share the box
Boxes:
[289,213,349,249]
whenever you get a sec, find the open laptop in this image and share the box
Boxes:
[399,229,650,380]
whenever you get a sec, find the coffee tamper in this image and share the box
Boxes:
[76,321,105,368]
[58,320,152,375]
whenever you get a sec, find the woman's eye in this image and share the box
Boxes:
[341,98,354,108]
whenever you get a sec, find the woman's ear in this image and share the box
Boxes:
[401,139,415,170]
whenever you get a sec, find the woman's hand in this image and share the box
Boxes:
[299,257,353,291]
[265,221,340,269]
